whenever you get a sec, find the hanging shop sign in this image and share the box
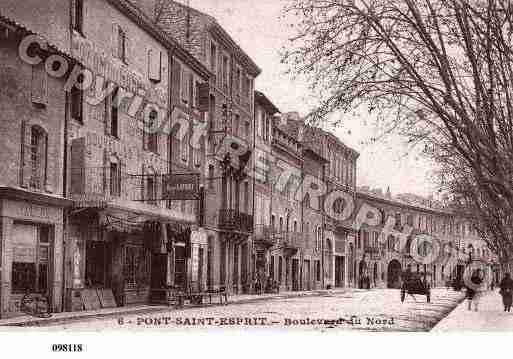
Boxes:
[162,173,200,200]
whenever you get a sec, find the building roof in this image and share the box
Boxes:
[255,91,280,114]
[113,0,212,79]
[356,189,454,217]
[158,0,261,77]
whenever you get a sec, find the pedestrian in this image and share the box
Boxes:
[499,273,513,312]
[466,268,485,312]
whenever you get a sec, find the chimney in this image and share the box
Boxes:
[386,186,392,198]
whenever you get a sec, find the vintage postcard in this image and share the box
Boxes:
[0,0,512,346]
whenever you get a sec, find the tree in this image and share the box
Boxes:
[283,0,513,263]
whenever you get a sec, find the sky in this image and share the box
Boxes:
[184,0,438,197]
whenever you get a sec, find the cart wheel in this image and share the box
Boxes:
[401,289,405,303]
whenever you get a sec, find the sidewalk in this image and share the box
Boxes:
[0,288,349,327]
[432,289,513,331]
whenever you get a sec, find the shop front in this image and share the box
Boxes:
[0,189,70,318]
[65,200,204,311]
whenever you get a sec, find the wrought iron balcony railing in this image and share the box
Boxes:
[254,225,278,247]
[218,209,254,233]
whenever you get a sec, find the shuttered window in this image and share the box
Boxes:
[31,65,47,106]
[148,49,162,83]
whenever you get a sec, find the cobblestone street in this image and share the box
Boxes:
[40,288,464,331]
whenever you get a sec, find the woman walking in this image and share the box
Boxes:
[499,273,513,312]
[466,269,485,311]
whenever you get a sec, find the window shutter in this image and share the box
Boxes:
[148,49,162,82]
[118,159,124,197]
[111,24,119,58]
[171,60,181,103]
[124,31,132,64]
[140,165,146,202]
[104,93,111,136]
[70,0,77,31]
[43,132,53,193]
[20,121,31,187]
[103,149,109,195]
[189,73,194,108]
[31,65,47,106]
[141,111,149,151]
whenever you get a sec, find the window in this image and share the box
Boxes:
[110,162,121,197]
[30,126,48,190]
[180,133,189,163]
[148,49,162,83]
[208,165,215,190]
[72,0,84,33]
[148,110,158,153]
[271,215,276,230]
[210,42,217,72]
[316,260,321,281]
[244,121,250,139]
[222,55,229,89]
[243,182,250,213]
[181,68,189,104]
[304,193,311,208]
[278,256,283,282]
[146,175,156,205]
[235,67,241,97]
[11,225,50,295]
[110,86,119,138]
[270,255,275,280]
[293,220,297,232]
[71,86,83,123]
[233,114,240,137]
[118,27,127,63]
[279,217,283,232]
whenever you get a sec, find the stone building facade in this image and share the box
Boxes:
[0,12,72,318]
[137,0,262,294]
[0,0,498,319]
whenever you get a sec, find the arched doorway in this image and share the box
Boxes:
[358,260,367,289]
[387,260,402,288]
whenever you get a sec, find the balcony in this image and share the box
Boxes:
[364,246,382,260]
[282,232,306,256]
[254,224,277,248]
[218,209,254,233]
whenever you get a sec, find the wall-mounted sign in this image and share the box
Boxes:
[162,173,200,200]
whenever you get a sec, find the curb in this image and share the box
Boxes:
[430,291,467,331]
[1,289,348,328]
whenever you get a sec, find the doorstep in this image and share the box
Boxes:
[0,288,349,327]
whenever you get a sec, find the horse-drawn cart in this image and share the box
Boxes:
[400,272,431,303]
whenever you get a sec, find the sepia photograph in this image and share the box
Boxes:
[0,0,512,352]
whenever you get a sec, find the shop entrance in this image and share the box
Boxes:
[303,260,311,290]
[335,256,345,287]
[387,260,402,289]
[151,254,167,290]
[292,259,299,291]
[85,241,112,288]
[174,245,187,290]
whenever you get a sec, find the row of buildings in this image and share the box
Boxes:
[0,0,496,318]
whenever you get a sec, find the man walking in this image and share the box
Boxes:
[499,273,513,312]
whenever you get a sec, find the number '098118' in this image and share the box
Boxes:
[51,344,83,352]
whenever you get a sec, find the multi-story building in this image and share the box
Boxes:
[318,129,359,289]
[65,0,211,310]
[0,0,212,317]
[355,188,495,290]
[138,0,262,294]
[253,91,278,288]
[0,10,72,318]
